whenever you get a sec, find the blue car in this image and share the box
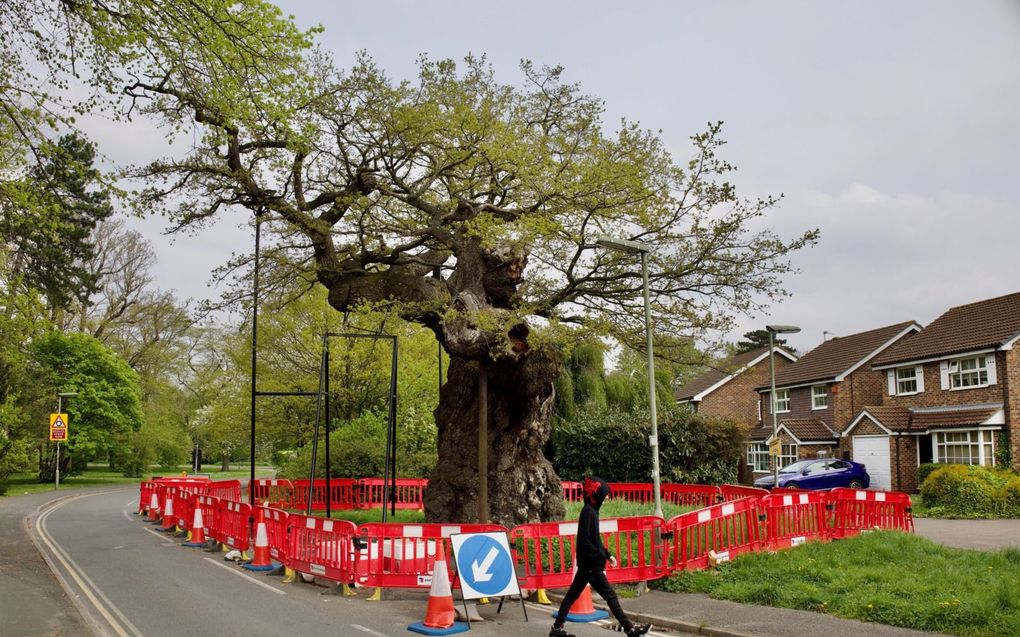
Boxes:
[754,458,870,490]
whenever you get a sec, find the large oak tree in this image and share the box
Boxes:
[39,1,816,525]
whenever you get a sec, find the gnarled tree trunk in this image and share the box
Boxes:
[424,348,566,527]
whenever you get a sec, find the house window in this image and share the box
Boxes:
[949,357,988,389]
[896,367,918,394]
[774,389,790,413]
[747,442,799,472]
[811,385,828,409]
[747,443,770,472]
[934,430,995,466]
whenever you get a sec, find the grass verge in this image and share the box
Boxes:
[3,464,275,497]
[654,531,1020,637]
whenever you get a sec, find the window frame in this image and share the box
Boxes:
[933,429,996,466]
[811,385,828,410]
[896,367,918,395]
[774,389,791,413]
[747,443,770,472]
[949,356,989,390]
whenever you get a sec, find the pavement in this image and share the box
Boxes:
[4,485,1020,637]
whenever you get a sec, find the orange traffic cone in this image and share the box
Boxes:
[408,541,469,635]
[146,492,160,522]
[242,508,275,571]
[157,494,176,532]
[553,558,609,623]
[183,504,207,547]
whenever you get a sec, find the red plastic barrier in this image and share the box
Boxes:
[248,479,294,508]
[290,479,359,511]
[607,483,655,504]
[215,500,251,550]
[193,495,220,540]
[511,516,666,591]
[719,484,769,502]
[662,484,722,508]
[828,488,914,538]
[356,522,505,589]
[358,478,427,510]
[560,481,582,502]
[171,488,194,531]
[665,497,764,571]
[139,481,155,514]
[204,480,242,503]
[761,492,829,550]
[286,514,358,583]
[255,506,289,562]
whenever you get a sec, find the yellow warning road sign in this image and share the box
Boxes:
[49,413,68,442]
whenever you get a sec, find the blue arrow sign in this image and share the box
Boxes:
[451,532,518,599]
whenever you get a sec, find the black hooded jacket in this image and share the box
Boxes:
[576,476,612,568]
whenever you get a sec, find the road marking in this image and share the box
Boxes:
[139,525,176,545]
[125,499,137,509]
[122,510,135,522]
[351,624,391,637]
[34,493,146,637]
[202,557,286,595]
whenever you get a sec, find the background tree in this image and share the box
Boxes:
[732,329,790,355]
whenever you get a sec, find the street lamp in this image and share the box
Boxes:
[596,236,662,518]
[766,324,800,487]
[55,391,78,490]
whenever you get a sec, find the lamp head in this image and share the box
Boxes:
[766,324,801,335]
[595,236,650,254]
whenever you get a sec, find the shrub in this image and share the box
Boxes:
[920,464,1020,518]
[548,405,746,484]
[917,463,940,488]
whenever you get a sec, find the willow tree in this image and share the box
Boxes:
[46,1,815,525]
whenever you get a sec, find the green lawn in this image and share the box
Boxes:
[3,464,274,497]
[655,531,1020,637]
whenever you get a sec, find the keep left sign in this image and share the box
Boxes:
[450,531,520,600]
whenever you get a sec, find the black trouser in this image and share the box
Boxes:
[554,563,630,629]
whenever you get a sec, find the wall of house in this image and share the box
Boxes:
[832,369,887,434]
[764,383,834,429]
[891,435,919,492]
[882,352,1008,409]
[701,355,793,428]
[1004,348,1020,472]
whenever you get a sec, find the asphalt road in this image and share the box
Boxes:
[23,486,662,637]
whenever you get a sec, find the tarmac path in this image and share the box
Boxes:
[13,485,662,637]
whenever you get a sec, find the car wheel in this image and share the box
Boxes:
[785,482,800,489]
[848,479,864,489]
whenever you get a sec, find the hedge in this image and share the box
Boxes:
[919,464,1020,518]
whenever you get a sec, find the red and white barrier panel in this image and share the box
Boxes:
[248,479,294,508]
[356,523,505,589]
[828,488,914,539]
[203,480,242,503]
[358,478,427,510]
[171,488,195,532]
[255,506,289,562]
[192,495,220,542]
[665,496,764,571]
[662,484,722,508]
[560,481,583,502]
[286,514,358,582]
[761,492,829,550]
[719,484,769,502]
[290,479,359,511]
[607,483,655,504]
[214,500,252,551]
[511,516,665,590]
[139,481,155,514]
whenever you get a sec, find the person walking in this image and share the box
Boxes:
[549,476,651,637]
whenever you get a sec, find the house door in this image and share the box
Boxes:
[852,435,891,491]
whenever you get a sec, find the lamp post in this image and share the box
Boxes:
[55,391,78,490]
[766,324,800,487]
[596,236,662,518]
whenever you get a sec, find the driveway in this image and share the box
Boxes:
[914,517,1020,550]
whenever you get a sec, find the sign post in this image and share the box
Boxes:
[450,531,526,623]
[50,412,69,490]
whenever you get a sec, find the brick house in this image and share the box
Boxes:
[676,346,797,484]
[749,321,922,485]
[675,346,797,423]
[842,292,1020,492]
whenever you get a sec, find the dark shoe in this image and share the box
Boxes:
[625,624,651,637]
[549,626,575,637]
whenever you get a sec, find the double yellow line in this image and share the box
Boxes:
[31,492,144,637]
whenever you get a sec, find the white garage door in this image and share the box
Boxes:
[853,435,891,490]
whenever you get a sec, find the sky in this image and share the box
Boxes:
[81,0,1020,356]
